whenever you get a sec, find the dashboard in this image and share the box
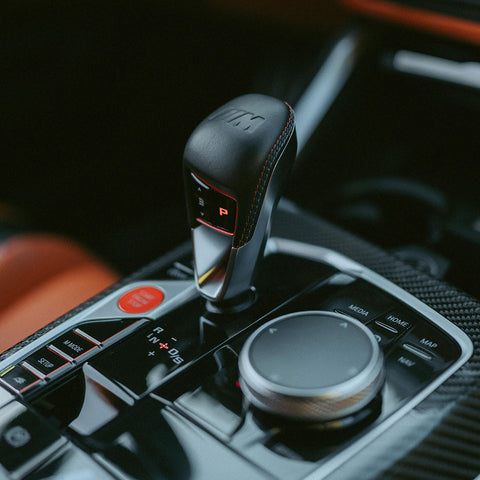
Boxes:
[1,1,480,479]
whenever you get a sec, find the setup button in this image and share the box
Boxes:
[24,348,69,377]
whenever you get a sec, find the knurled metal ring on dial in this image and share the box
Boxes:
[238,311,385,422]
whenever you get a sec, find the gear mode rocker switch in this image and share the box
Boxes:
[184,94,297,306]
[92,321,199,398]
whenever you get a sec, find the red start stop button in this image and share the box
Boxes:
[118,286,165,314]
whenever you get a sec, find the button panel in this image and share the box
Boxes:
[188,172,237,235]
[0,251,470,480]
[0,318,142,395]
[316,280,459,398]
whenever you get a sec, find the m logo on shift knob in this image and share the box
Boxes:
[209,108,265,133]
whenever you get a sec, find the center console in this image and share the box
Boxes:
[0,95,474,480]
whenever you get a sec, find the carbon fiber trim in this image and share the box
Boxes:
[379,386,480,479]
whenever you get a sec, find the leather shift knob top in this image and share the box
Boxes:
[184,94,296,304]
[184,94,295,248]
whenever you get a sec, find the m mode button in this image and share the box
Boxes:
[50,331,97,361]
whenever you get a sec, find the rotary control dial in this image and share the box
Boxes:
[238,311,385,422]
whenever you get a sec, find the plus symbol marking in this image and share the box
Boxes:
[159,342,169,350]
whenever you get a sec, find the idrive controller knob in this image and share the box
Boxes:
[239,311,385,422]
[183,94,296,306]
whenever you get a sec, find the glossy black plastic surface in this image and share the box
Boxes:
[0,402,64,478]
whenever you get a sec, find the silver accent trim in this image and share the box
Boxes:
[173,261,194,276]
[48,345,74,363]
[21,362,46,380]
[392,50,480,89]
[265,237,473,480]
[0,386,14,408]
[402,343,432,361]
[74,328,101,346]
[375,320,398,334]
[81,280,195,321]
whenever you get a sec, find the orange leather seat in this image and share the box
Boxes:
[0,233,120,353]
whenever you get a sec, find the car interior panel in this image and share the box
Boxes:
[1,1,480,479]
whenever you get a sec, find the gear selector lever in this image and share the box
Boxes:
[184,94,296,309]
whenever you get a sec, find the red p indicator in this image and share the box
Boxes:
[219,207,229,216]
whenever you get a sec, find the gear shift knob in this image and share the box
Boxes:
[184,94,296,307]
